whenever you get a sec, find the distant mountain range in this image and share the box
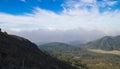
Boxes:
[84,36,120,51]
[38,35,120,69]
[0,31,77,69]
[1,29,119,69]
[39,35,120,52]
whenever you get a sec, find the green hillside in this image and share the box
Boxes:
[39,41,120,69]
[85,36,120,51]
[0,31,77,69]
[39,42,81,54]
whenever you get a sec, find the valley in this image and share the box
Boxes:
[0,30,120,69]
[1,0,120,69]
[88,49,120,56]
[39,36,120,69]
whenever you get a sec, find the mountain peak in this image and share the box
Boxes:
[85,35,120,51]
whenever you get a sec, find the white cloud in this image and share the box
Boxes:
[0,6,120,33]
[0,0,120,42]
[81,0,96,3]
[4,28,105,42]
[98,0,117,8]
[107,1,117,6]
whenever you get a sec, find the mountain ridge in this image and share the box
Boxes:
[0,30,77,69]
[39,42,81,54]
[84,35,120,51]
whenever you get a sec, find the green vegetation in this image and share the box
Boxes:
[0,32,78,69]
[84,36,120,51]
[39,42,89,69]
[1,30,120,69]
[39,42,120,69]
[39,42,81,54]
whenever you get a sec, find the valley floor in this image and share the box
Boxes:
[88,49,120,56]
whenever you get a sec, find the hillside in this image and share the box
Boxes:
[39,42,89,69]
[0,31,77,69]
[39,41,120,69]
[84,36,120,51]
[39,42,81,54]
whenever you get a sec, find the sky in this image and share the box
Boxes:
[0,0,120,43]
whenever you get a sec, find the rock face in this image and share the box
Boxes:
[0,32,77,69]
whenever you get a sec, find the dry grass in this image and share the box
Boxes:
[88,49,120,56]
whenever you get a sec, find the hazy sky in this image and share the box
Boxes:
[0,0,120,42]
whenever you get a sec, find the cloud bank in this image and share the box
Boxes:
[0,0,120,42]
[4,28,104,43]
